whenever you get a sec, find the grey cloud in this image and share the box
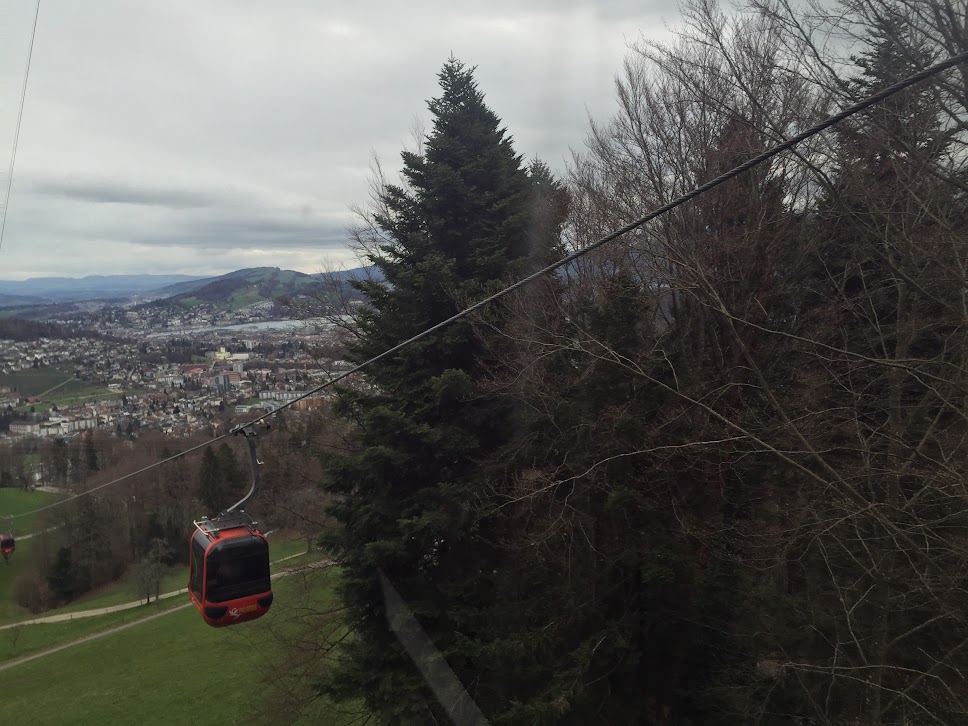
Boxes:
[0,0,680,280]
[139,213,351,251]
[28,179,223,209]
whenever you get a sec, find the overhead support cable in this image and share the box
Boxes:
[0,0,41,252]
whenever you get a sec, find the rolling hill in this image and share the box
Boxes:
[144,266,373,311]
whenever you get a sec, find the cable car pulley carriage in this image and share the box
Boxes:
[189,420,273,627]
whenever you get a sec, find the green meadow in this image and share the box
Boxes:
[1,565,352,725]
[0,494,354,722]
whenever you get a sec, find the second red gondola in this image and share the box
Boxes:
[1,533,15,561]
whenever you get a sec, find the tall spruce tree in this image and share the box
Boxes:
[198,447,223,516]
[319,58,538,722]
[216,442,244,500]
[84,435,99,473]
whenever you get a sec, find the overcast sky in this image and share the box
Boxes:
[0,0,677,281]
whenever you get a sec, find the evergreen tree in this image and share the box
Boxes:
[47,546,76,603]
[84,436,99,473]
[198,447,224,516]
[216,442,244,499]
[46,546,90,604]
[319,58,538,722]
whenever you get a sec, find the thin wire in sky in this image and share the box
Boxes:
[0,0,41,253]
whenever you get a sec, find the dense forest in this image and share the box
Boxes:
[282,0,968,724]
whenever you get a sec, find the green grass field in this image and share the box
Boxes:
[0,512,350,722]
[0,488,58,521]
[20,382,118,412]
[0,368,75,396]
[228,288,264,309]
[0,595,187,662]
[0,548,331,663]
[0,368,119,411]
[1,567,354,725]
[47,386,121,406]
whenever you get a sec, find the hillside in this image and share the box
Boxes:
[142,266,373,312]
[152,267,318,311]
[0,267,377,321]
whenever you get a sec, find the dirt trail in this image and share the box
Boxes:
[0,560,331,673]
[0,551,309,631]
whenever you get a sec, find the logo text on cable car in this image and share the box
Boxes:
[228,604,260,619]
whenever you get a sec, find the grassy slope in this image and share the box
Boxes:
[169,268,317,312]
[1,567,352,725]
[0,596,186,662]
[0,368,117,411]
[0,489,58,521]
[0,533,313,624]
[0,368,75,396]
[228,288,265,309]
[0,549,328,662]
[47,385,120,405]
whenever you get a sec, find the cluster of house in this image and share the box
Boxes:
[111,301,280,336]
[0,386,20,409]
[9,415,99,438]
[0,336,140,376]
[1,329,350,442]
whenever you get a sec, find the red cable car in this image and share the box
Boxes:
[1,533,14,562]
[188,420,273,627]
[188,515,272,627]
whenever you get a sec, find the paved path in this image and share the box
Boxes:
[0,587,190,629]
[16,526,59,542]
[0,552,320,631]
[0,560,332,673]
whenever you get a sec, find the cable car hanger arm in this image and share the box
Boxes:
[225,420,270,515]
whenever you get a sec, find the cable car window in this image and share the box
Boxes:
[0,537,13,549]
[205,537,270,603]
[189,537,205,598]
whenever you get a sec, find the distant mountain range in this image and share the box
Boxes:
[0,274,205,303]
[0,266,375,315]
